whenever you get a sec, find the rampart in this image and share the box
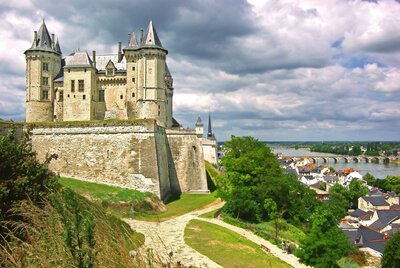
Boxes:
[0,119,207,201]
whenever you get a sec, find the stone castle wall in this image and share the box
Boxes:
[166,129,209,194]
[25,120,208,200]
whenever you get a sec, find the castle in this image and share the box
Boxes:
[25,20,174,127]
[24,20,215,200]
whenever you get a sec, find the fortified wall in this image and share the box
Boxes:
[27,119,208,201]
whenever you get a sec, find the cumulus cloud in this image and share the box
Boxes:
[0,0,399,140]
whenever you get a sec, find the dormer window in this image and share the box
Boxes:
[105,59,116,77]
[107,68,114,76]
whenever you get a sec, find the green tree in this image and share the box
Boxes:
[296,206,351,267]
[218,136,317,226]
[381,231,400,268]
[348,180,368,208]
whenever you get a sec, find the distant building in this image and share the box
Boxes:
[196,113,218,165]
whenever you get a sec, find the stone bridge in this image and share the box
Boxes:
[288,155,399,164]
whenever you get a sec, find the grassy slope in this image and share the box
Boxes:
[185,219,291,268]
[134,194,219,221]
[59,177,151,203]
[1,190,144,267]
[60,177,219,221]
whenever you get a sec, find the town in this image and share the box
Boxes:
[278,154,400,259]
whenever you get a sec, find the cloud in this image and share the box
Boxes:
[0,0,399,140]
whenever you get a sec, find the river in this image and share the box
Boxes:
[271,147,400,179]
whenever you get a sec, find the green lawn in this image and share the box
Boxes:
[255,220,306,245]
[134,194,219,222]
[185,219,291,268]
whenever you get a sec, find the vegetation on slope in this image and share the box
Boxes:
[0,130,144,267]
[185,219,290,268]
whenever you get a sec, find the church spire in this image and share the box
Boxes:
[207,112,214,139]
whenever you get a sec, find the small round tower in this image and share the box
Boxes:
[25,20,62,122]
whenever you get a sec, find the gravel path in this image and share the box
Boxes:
[124,201,308,268]
[124,202,224,267]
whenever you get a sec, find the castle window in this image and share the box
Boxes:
[107,68,114,76]
[132,92,135,98]
[71,80,75,92]
[42,90,49,100]
[59,91,64,102]
[78,80,84,92]
[132,77,135,83]
[67,94,70,98]
[83,94,86,100]
[158,111,160,116]
[120,95,123,99]
[99,90,105,102]
[43,63,49,71]
[132,66,135,71]
[42,77,49,86]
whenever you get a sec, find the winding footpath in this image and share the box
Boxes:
[124,201,308,268]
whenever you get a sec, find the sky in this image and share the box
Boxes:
[0,0,399,141]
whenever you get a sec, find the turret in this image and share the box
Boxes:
[25,20,62,122]
[123,20,170,127]
[195,116,204,138]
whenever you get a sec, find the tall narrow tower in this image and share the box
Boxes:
[207,112,215,140]
[25,20,62,122]
[124,21,172,127]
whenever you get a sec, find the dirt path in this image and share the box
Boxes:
[124,202,224,267]
[125,202,308,268]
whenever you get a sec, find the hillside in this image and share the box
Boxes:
[0,130,144,267]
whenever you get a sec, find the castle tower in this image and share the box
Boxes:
[25,20,62,122]
[124,21,172,127]
[195,116,204,138]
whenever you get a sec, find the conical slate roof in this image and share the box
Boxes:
[128,32,139,47]
[26,20,61,55]
[143,20,163,47]
[55,38,62,54]
[195,116,203,127]
[125,20,166,52]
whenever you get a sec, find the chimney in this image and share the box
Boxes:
[140,28,144,44]
[51,33,55,49]
[92,50,96,69]
[128,33,131,45]
[33,31,37,47]
[118,41,122,63]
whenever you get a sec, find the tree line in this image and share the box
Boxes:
[310,142,399,156]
